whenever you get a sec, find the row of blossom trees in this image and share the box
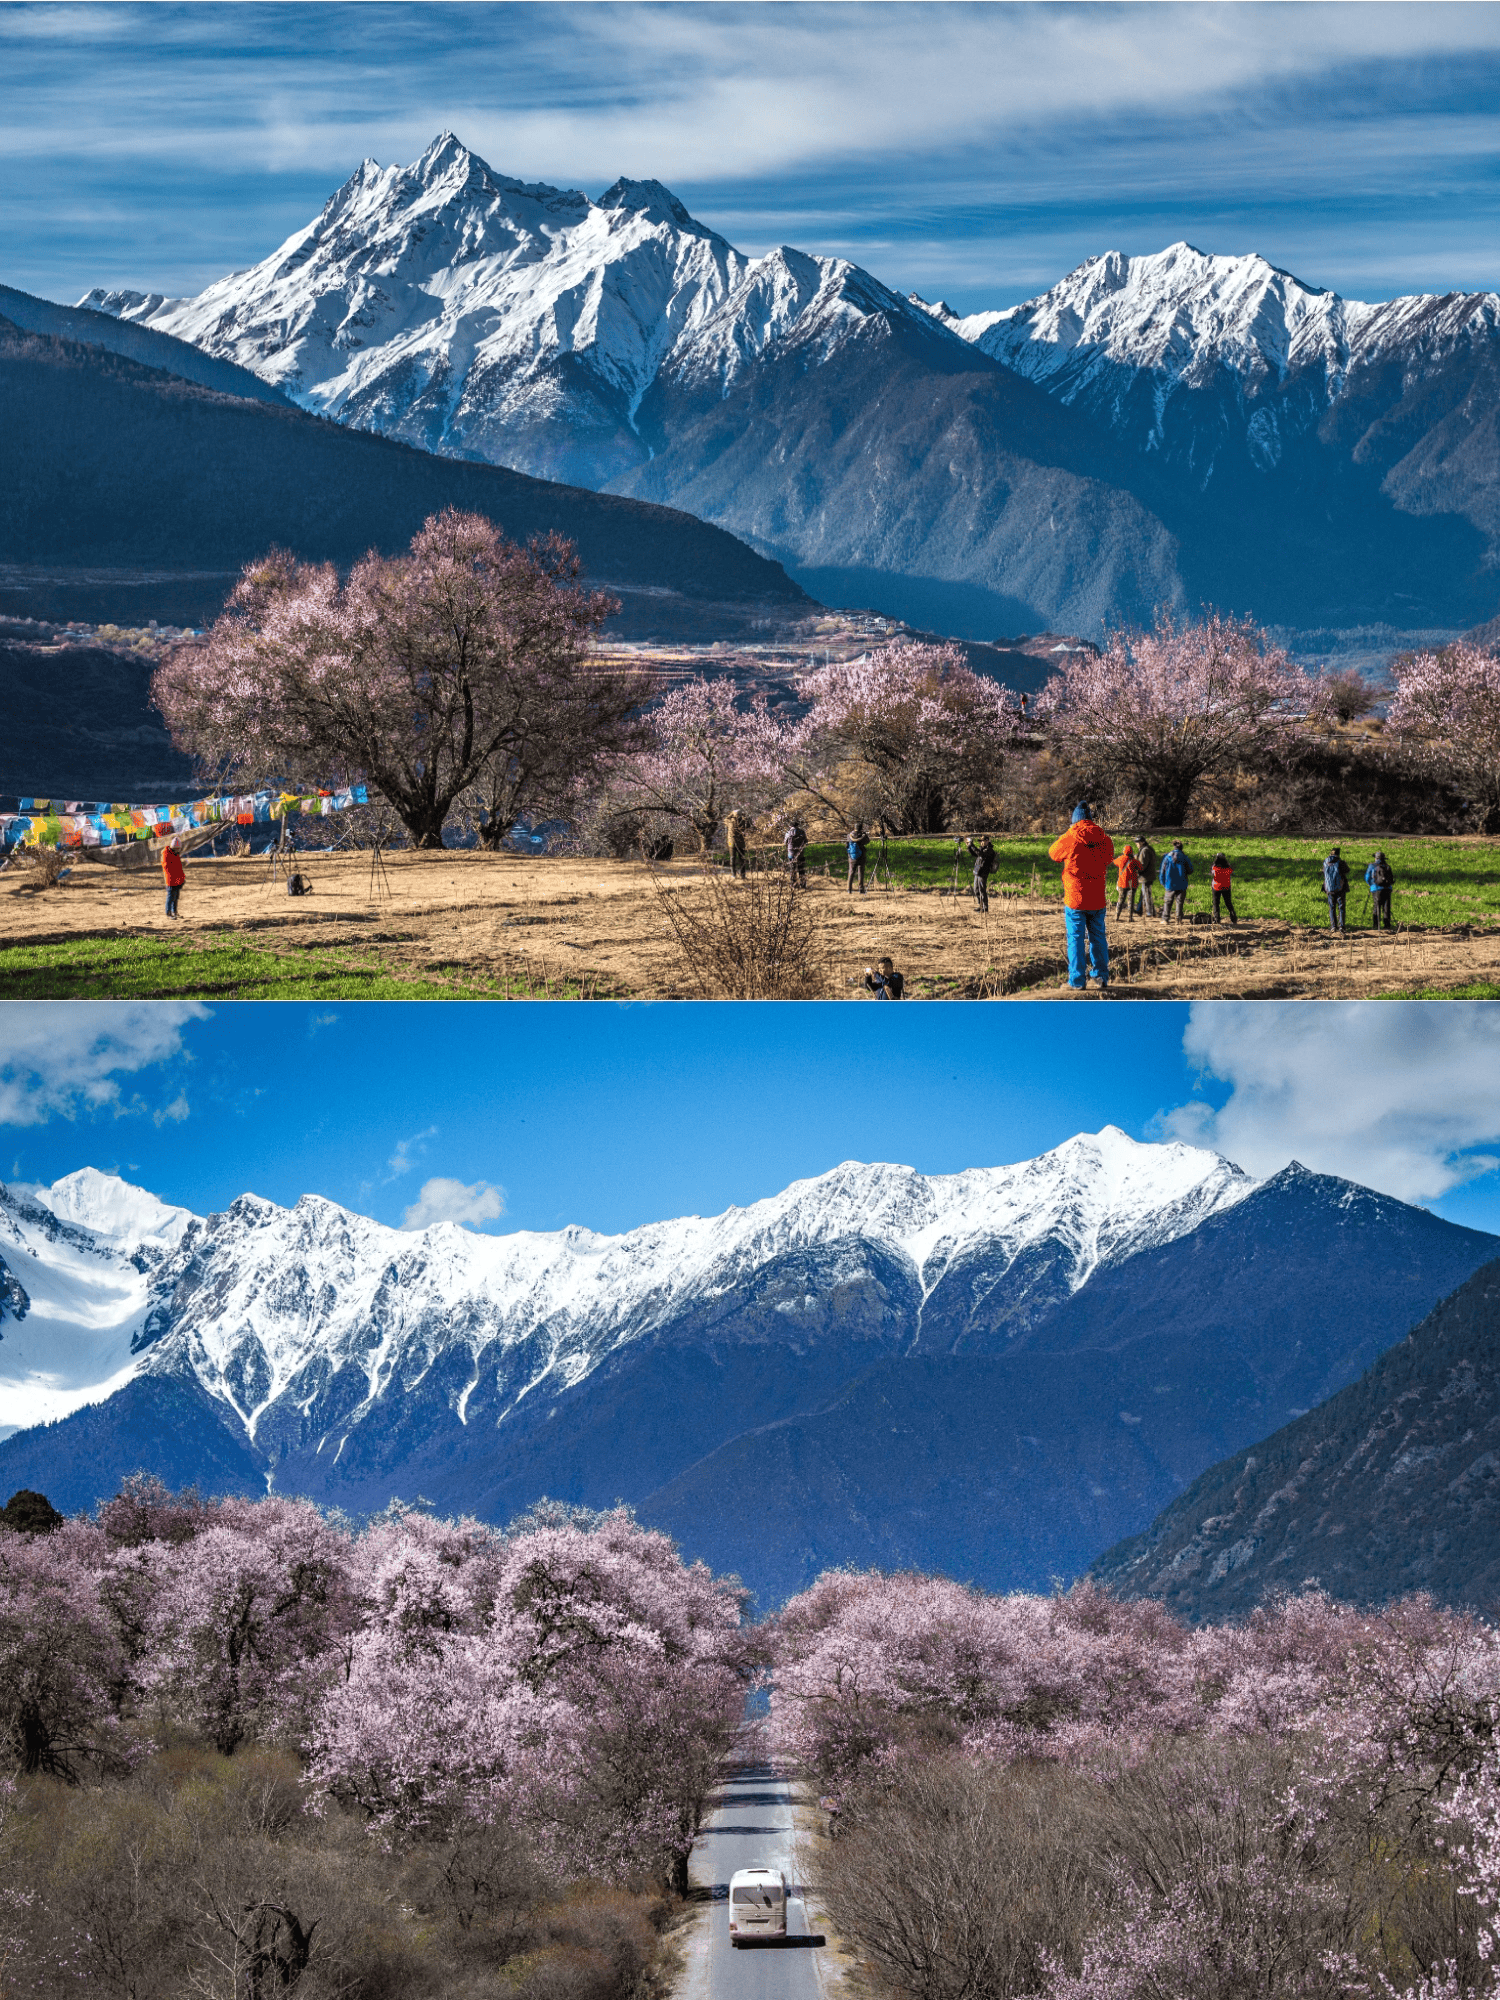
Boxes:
[0,1484,749,1892]
[10,1484,1500,1993]
[153,517,1500,847]
[768,1569,1500,2000]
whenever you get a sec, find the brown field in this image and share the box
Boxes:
[5,846,1500,999]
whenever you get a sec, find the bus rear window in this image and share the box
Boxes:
[732,1886,782,1905]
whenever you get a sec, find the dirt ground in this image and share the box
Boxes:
[5,847,1500,998]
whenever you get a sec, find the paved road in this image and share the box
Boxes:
[683,1764,826,2000]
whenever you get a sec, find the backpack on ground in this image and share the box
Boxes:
[287,872,312,897]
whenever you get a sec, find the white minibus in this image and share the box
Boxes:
[728,1866,788,1945]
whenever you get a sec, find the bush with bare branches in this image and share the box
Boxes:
[652,854,826,999]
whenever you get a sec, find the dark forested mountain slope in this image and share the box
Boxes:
[0,319,808,609]
[1091,1258,1500,1620]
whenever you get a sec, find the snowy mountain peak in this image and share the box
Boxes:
[74,135,749,462]
[947,239,1500,475]
[0,1134,1255,1450]
[41,1168,193,1248]
[959,240,1351,391]
[598,178,709,235]
[76,287,187,324]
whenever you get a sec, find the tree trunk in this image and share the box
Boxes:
[1144,769,1201,829]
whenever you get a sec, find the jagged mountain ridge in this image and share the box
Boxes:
[3,1135,1499,1609]
[81,134,939,492]
[0,1130,1251,1446]
[77,139,1500,636]
[637,1162,1500,1603]
[934,242,1500,467]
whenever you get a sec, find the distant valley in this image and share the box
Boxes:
[2,1129,1494,1609]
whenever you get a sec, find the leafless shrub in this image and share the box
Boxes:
[399,1810,547,1954]
[821,1755,1105,2000]
[9,1742,674,2000]
[9,846,67,891]
[561,794,676,861]
[652,853,826,999]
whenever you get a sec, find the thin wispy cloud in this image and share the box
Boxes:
[386,1127,438,1179]
[4,3,1498,309]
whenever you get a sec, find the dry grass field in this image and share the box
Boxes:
[5,846,1500,999]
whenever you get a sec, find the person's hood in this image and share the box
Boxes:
[1071,804,1090,822]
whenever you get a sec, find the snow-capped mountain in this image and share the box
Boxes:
[81,134,940,490]
[0,1170,192,1437]
[0,1128,1249,1454]
[77,137,1500,636]
[925,242,1500,472]
[2,1137,1496,1605]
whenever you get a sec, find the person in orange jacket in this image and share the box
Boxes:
[1114,842,1140,921]
[1048,802,1115,992]
[161,837,186,918]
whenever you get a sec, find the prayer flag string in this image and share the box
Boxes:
[0,786,369,851]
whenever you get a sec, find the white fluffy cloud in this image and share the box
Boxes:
[1160,1002,1500,1204]
[0,1003,208,1127]
[401,1177,506,1232]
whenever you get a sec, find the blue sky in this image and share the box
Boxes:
[3,1001,1499,1241]
[5,3,1500,312]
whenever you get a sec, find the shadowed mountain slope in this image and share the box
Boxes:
[0,318,809,609]
[1091,1258,1500,1620]
[0,283,293,406]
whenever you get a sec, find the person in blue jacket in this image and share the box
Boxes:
[1323,847,1349,932]
[1365,849,1395,929]
[1158,840,1192,922]
[845,823,869,894]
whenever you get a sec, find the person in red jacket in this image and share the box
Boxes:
[161,837,186,919]
[1048,803,1115,992]
[1114,842,1140,921]
[1210,851,1238,925]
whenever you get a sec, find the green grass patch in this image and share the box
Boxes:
[779,834,1500,931]
[0,933,584,1000]
[1377,981,1500,1000]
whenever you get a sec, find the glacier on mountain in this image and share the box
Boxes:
[0,1129,1251,1453]
[0,1170,192,1437]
